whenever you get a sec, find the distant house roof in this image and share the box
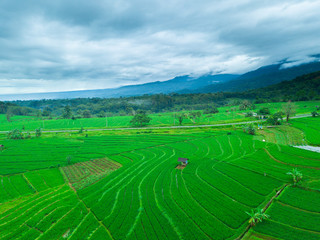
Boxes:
[178,158,188,163]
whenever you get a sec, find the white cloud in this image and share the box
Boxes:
[0,0,320,94]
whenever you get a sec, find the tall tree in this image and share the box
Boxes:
[176,113,186,125]
[35,128,42,138]
[82,110,91,118]
[151,94,174,112]
[6,108,12,122]
[42,107,52,117]
[130,110,151,127]
[282,101,296,122]
[246,208,269,226]
[62,105,72,119]
[287,168,303,185]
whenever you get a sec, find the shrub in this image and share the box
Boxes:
[7,129,24,139]
[245,112,253,117]
[266,112,283,125]
[35,128,42,137]
[79,127,84,133]
[25,132,31,139]
[204,107,219,114]
[66,156,72,165]
[243,124,255,135]
[130,110,151,127]
[311,111,319,117]
[247,125,256,135]
[258,107,270,115]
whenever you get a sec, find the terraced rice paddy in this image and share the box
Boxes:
[257,125,305,146]
[252,187,320,240]
[0,168,64,204]
[0,117,319,239]
[0,135,192,175]
[291,117,320,145]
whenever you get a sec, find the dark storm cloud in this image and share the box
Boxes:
[0,0,320,94]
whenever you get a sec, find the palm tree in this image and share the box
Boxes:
[246,208,269,226]
[287,168,303,185]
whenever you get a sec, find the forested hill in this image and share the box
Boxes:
[0,101,38,116]
[192,61,320,94]
[243,71,320,102]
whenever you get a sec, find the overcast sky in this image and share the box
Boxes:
[1,0,320,94]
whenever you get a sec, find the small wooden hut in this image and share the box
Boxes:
[178,158,189,166]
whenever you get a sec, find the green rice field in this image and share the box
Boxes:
[0,114,319,239]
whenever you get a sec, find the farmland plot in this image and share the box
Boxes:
[0,123,319,239]
[0,169,112,240]
[78,132,320,239]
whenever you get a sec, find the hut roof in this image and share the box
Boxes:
[178,158,188,163]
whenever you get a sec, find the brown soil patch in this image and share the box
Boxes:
[175,165,187,170]
[62,158,122,190]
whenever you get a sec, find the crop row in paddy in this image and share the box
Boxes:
[0,168,64,203]
[0,168,113,239]
[0,184,112,240]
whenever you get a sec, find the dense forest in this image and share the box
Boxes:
[2,71,320,119]
[0,101,38,116]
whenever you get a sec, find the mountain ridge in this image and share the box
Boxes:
[192,61,320,93]
[0,74,239,101]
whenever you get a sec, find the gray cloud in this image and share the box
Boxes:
[0,0,320,94]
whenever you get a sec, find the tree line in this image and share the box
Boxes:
[4,70,320,119]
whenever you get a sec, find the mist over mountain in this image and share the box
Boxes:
[1,59,320,101]
[0,74,238,101]
[190,60,320,93]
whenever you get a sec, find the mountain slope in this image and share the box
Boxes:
[194,61,320,93]
[244,70,320,101]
